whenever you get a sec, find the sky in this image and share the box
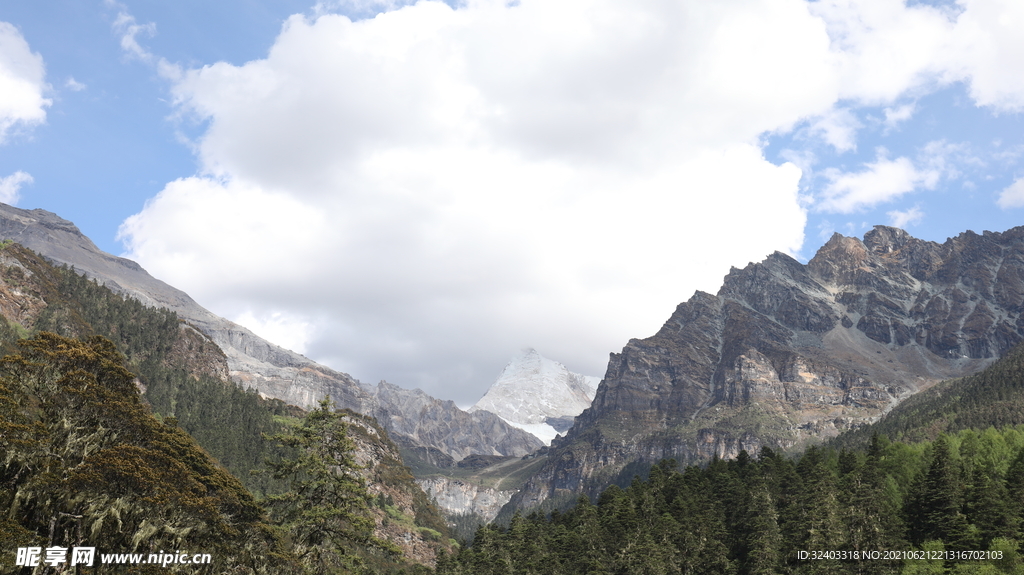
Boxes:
[2,0,1024,407]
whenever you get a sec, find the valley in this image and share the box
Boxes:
[3,205,1024,573]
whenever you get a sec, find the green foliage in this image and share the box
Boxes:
[266,397,395,574]
[0,333,299,574]
[442,427,1024,575]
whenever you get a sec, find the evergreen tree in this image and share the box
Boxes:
[670,468,733,575]
[907,435,977,551]
[843,434,905,575]
[266,397,386,574]
[742,481,781,575]
[963,464,1015,546]
[794,447,847,575]
[1006,448,1024,541]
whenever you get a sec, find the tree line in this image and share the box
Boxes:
[440,428,1024,575]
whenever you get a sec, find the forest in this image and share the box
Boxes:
[439,429,1024,575]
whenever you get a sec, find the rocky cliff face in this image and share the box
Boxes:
[0,204,540,465]
[511,225,1024,511]
[470,348,599,444]
[416,477,515,523]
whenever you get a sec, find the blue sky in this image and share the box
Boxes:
[2,0,1024,405]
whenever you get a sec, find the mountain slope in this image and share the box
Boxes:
[470,348,599,444]
[0,244,455,570]
[509,225,1024,511]
[0,203,541,463]
[831,338,1024,449]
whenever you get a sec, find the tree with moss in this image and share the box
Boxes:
[266,397,389,574]
[0,332,297,574]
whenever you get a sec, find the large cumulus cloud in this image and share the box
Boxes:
[119,0,1024,405]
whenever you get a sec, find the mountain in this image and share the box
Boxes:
[0,203,541,464]
[469,348,599,444]
[508,225,1024,512]
[336,408,456,569]
[830,337,1024,449]
[365,381,543,464]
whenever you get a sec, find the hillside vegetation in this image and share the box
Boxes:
[0,333,299,574]
[442,429,1024,575]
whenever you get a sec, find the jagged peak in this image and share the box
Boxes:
[863,225,913,254]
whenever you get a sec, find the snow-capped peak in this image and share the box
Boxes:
[469,348,600,445]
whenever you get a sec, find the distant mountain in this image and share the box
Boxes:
[508,225,1024,513]
[365,381,543,463]
[470,348,599,444]
[0,203,541,464]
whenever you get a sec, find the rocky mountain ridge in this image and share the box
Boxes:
[470,348,599,444]
[508,225,1024,512]
[0,203,541,463]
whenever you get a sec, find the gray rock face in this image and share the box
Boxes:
[416,477,515,523]
[511,225,1024,510]
[0,203,540,463]
[364,381,543,461]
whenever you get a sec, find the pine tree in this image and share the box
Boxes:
[266,397,385,574]
[743,481,781,575]
[842,434,904,575]
[906,435,977,551]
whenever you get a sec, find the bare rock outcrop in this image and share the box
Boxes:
[416,477,515,523]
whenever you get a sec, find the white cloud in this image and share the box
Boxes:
[809,0,955,104]
[108,4,182,81]
[887,205,924,228]
[818,150,940,213]
[946,0,1024,111]
[0,22,49,143]
[997,178,1024,209]
[111,10,156,63]
[0,171,32,205]
[64,77,86,92]
[808,0,1024,113]
[807,107,862,152]
[883,102,916,130]
[119,0,1024,404]
[122,1,825,401]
